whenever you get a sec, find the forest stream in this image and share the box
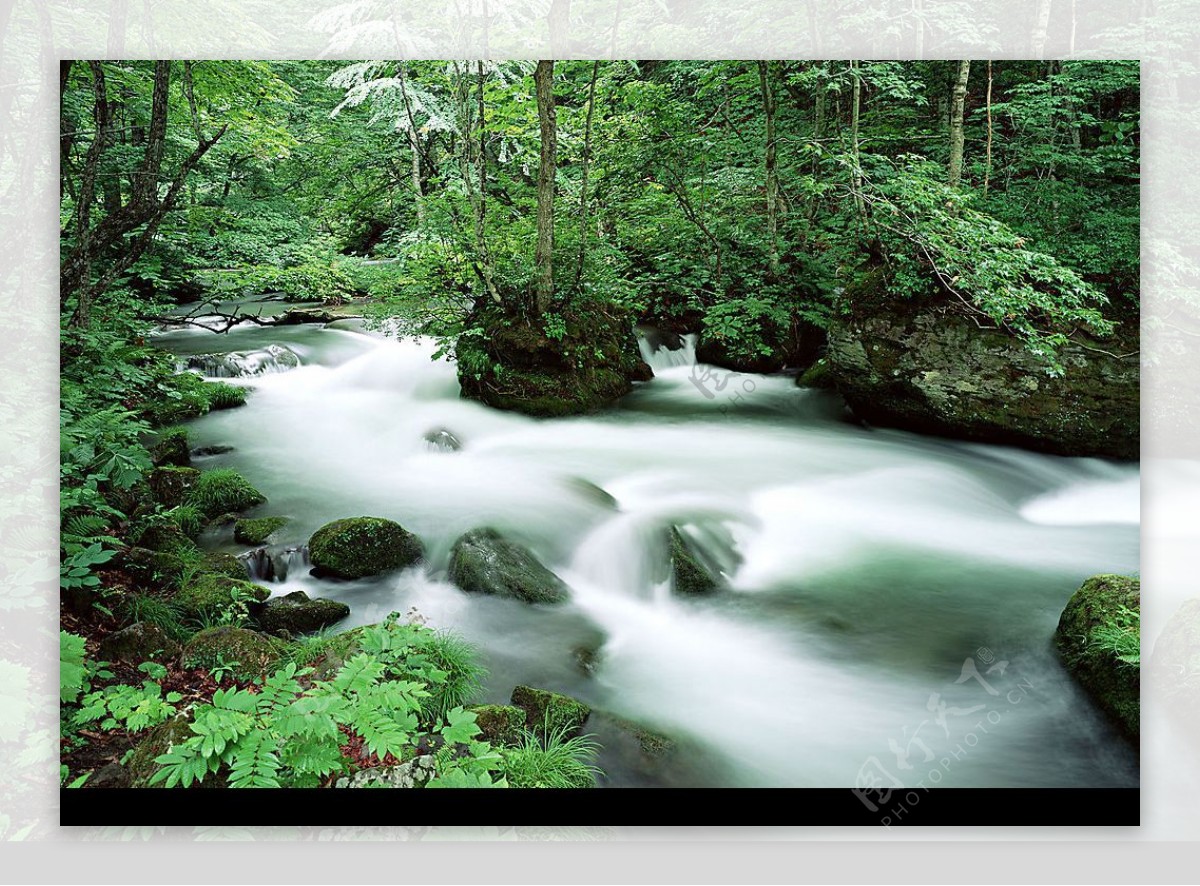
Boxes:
[154,300,1139,789]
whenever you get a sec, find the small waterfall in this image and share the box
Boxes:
[636,328,698,371]
[240,544,311,582]
[182,344,301,378]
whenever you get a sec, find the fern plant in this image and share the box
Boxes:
[151,619,504,788]
[1090,604,1141,668]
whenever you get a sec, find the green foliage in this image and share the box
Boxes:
[500,723,602,788]
[119,594,189,642]
[75,676,181,733]
[853,156,1114,371]
[151,617,503,788]
[60,631,89,704]
[1090,604,1141,668]
[184,469,266,518]
[212,262,360,305]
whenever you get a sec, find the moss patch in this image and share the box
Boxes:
[234,516,289,545]
[467,704,527,747]
[182,626,285,682]
[151,427,191,467]
[511,685,591,737]
[456,305,653,417]
[308,516,424,579]
[669,527,718,596]
[174,573,270,620]
[1054,574,1140,740]
[148,466,201,508]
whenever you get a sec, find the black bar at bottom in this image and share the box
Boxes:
[60,788,1139,828]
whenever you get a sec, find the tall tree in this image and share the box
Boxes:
[948,60,971,188]
[533,59,557,314]
[758,61,780,274]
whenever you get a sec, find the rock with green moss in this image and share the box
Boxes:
[124,546,192,588]
[510,685,591,736]
[456,306,653,417]
[126,715,195,788]
[151,427,191,467]
[448,528,569,605]
[467,704,527,746]
[795,357,833,389]
[234,516,290,545]
[148,466,201,508]
[184,469,267,518]
[258,590,350,636]
[174,573,270,620]
[182,626,286,681]
[204,381,247,410]
[203,552,249,580]
[1054,574,1140,740]
[97,622,181,665]
[308,516,424,579]
[669,527,719,597]
[824,269,1139,458]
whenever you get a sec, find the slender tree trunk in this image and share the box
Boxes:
[983,61,993,197]
[1032,0,1053,58]
[850,60,865,221]
[572,60,600,295]
[533,59,556,315]
[758,61,780,275]
[948,59,970,188]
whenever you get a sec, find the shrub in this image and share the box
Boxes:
[185,469,266,518]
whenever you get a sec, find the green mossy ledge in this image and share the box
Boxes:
[1054,574,1140,741]
[824,268,1139,459]
[668,527,720,597]
[234,516,290,545]
[308,516,424,579]
[510,685,591,737]
[456,306,653,418]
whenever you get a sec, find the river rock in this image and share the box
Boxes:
[448,528,569,604]
[456,305,653,417]
[126,715,195,788]
[308,516,424,579]
[824,271,1139,458]
[334,756,437,788]
[1054,574,1140,739]
[467,704,528,746]
[174,574,270,620]
[510,685,591,736]
[276,308,338,325]
[151,428,191,467]
[669,526,720,596]
[257,590,350,636]
[97,622,181,665]
[234,516,290,545]
[423,429,462,452]
[148,466,201,508]
[182,626,286,682]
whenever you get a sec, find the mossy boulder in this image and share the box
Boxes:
[257,590,350,636]
[184,469,267,519]
[97,622,181,665]
[1151,598,1200,740]
[124,546,192,588]
[174,573,270,620]
[511,685,591,736]
[456,305,653,417]
[182,626,286,681]
[669,527,719,597]
[795,357,833,389]
[202,552,250,580]
[151,427,191,467]
[308,516,424,579]
[448,528,569,605]
[234,516,290,545]
[467,704,527,746]
[126,715,194,788]
[592,712,675,758]
[824,269,1139,458]
[148,466,201,508]
[1054,574,1140,740]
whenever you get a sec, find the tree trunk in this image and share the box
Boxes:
[850,60,865,221]
[983,61,993,197]
[533,59,556,315]
[948,59,970,188]
[1032,0,1053,58]
[758,61,780,275]
[572,60,600,295]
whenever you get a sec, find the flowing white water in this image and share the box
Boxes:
[157,317,1140,789]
